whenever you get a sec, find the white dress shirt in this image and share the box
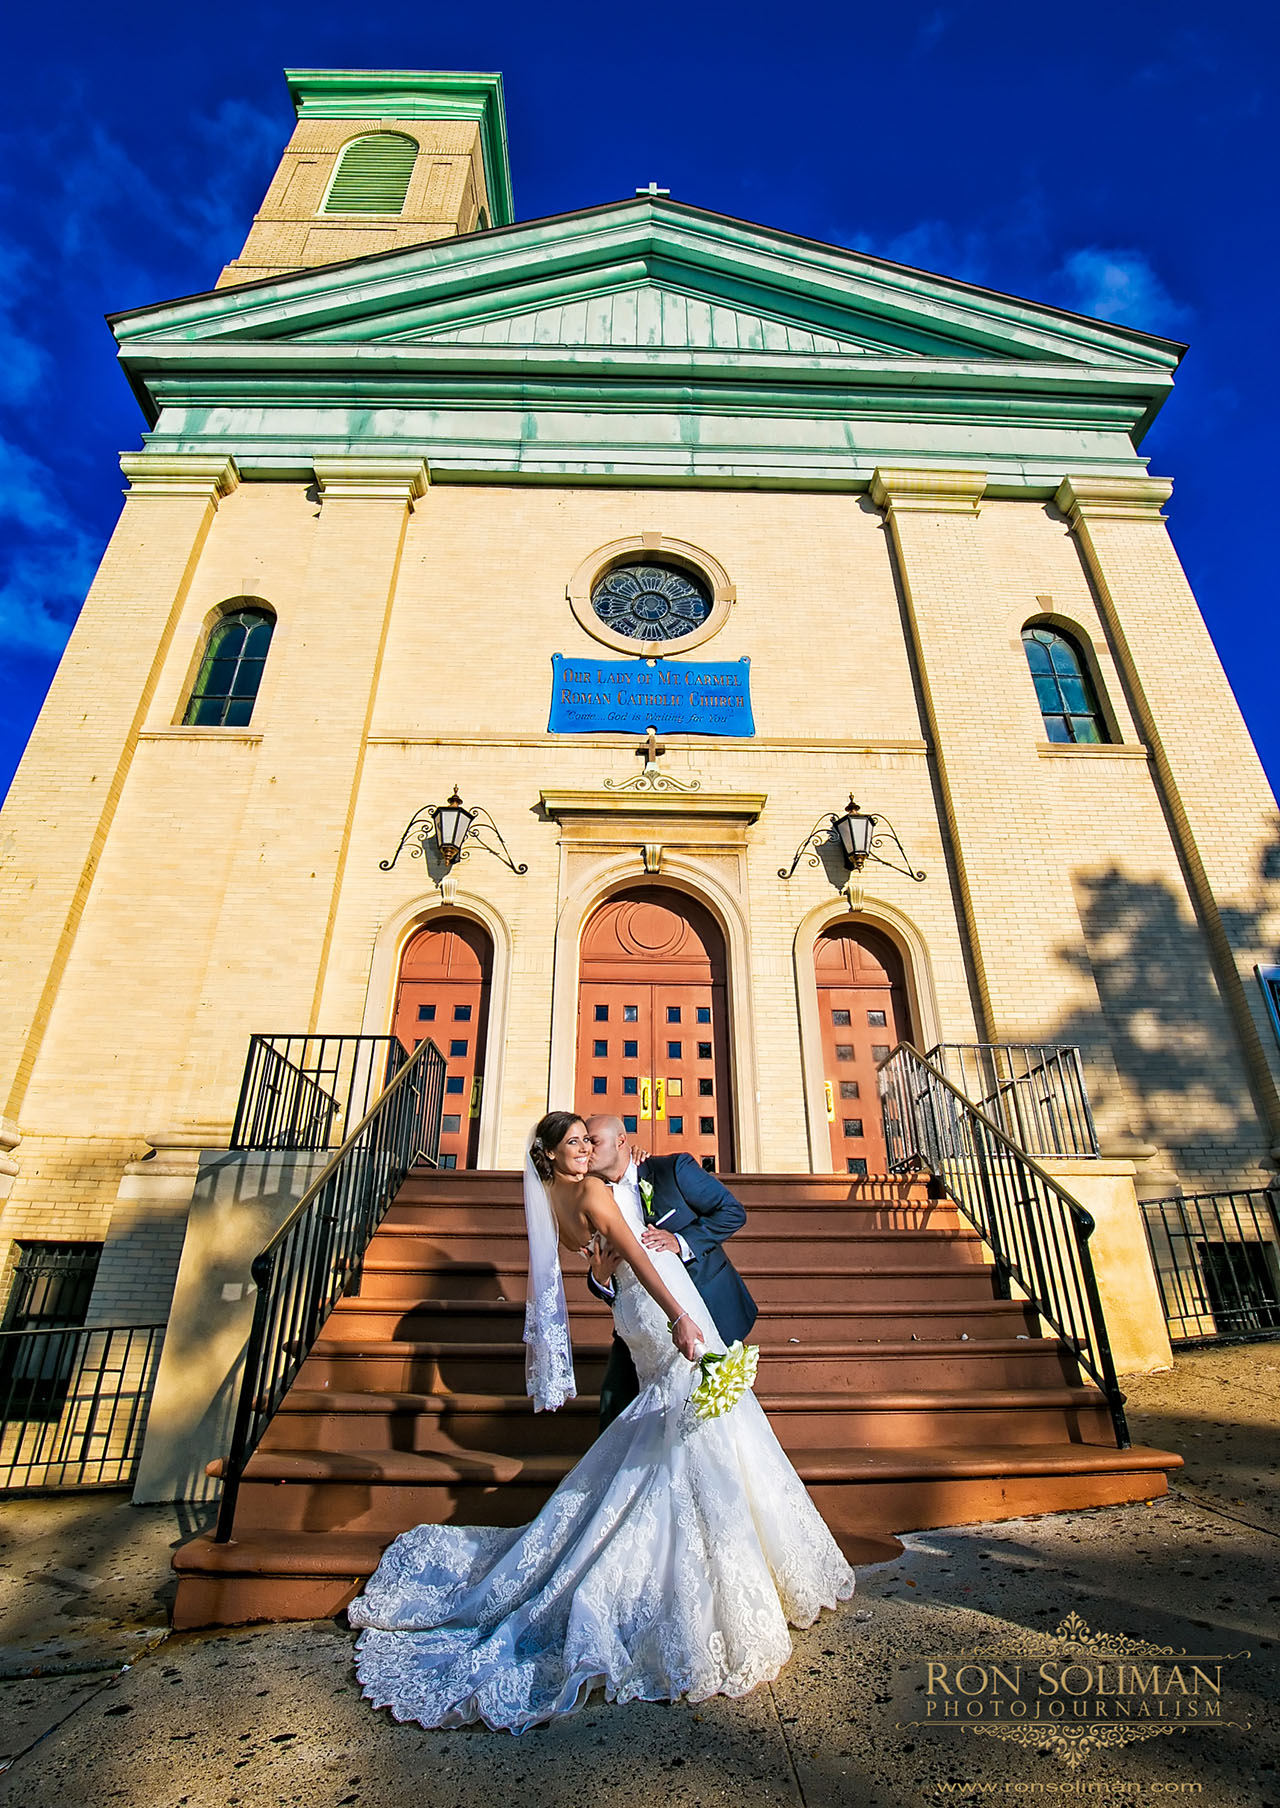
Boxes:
[609,1160,693,1264]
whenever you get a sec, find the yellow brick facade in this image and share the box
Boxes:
[2,467,1276,1300]
[1,69,1277,1345]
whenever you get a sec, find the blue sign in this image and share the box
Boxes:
[549,656,755,737]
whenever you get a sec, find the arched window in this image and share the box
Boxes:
[323,133,417,215]
[183,606,275,727]
[1022,625,1110,744]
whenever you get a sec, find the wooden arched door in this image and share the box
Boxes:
[393,917,492,1170]
[814,923,911,1175]
[577,888,733,1172]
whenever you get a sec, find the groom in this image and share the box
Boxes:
[582,1114,757,1430]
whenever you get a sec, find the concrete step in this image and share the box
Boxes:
[394,1171,934,1207]
[169,1521,907,1629]
[210,1440,1179,1538]
[297,1335,1082,1396]
[366,1226,991,1271]
[354,1260,1005,1305]
[324,1296,1042,1343]
[261,1384,1117,1455]
[380,1202,964,1235]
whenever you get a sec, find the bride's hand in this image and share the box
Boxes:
[670,1312,705,1362]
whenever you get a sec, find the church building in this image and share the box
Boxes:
[1,70,1277,1560]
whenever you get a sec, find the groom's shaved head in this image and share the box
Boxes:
[584,1114,630,1181]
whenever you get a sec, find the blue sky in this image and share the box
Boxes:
[2,2,1276,799]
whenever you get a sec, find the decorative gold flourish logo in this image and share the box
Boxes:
[895,1611,1250,1768]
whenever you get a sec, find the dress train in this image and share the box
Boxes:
[349,1247,855,1732]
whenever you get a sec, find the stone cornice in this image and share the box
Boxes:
[1054,474,1173,524]
[541,789,766,824]
[108,199,1186,487]
[313,456,430,504]
[119,453,239,501]
[870,466,987,515]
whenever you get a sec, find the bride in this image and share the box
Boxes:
[348,1111,856,1732]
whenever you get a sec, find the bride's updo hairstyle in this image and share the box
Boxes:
[529,1111,584,1182]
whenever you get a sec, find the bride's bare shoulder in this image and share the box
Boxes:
[579,1175,622,1223]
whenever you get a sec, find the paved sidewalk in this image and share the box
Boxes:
[0,1342,1276,1807]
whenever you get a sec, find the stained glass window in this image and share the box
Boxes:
[1022,627,1110,744]
[590,562,712,643]
[183,607,274,727]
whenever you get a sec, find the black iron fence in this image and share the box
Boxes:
[215,1035,446,1540]
[879,1042,1128,1446]
[926,1043,1099,1160]
[0,1323,164,1490]
[1142,1188,1280,1345]
[231,1035,407,1151]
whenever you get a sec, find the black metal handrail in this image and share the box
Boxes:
[215,1036,446,1540]
[878,1042,1129,1447]
[0,1323,165,1491]
[1142,1187,1280,1345]
[231,1034,407,1151]
[926,1043,1100,1159]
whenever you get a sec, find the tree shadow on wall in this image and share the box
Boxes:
[1046,841,1280,1191]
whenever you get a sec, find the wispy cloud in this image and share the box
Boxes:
[873,218,997,286]
[9,95,284,297]
[0,435,102,656]
[1053,247,1193,336]
[0,95,282,667]
[915,9,949,54]
[0,241,51,405]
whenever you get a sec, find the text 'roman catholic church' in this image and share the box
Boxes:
[0,69,1277,1609]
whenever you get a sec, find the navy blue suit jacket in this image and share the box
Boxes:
[586,1152,757,1346]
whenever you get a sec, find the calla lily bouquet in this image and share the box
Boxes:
[688,1340,760,1421]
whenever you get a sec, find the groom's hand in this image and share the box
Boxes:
[641,1227,680,1255]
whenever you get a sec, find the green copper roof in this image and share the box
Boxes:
[284,68,513,227]
[111,196,1184,493]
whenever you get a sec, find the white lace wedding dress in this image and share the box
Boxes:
[348,1246,856,1733]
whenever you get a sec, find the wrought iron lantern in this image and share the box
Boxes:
[779,795,925,884]
[832,799,876,870]
[380,788,528,876]
[432,789,476,867]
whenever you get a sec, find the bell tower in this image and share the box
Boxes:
[216,68,513,289]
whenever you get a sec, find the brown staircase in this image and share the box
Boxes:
[172,1170,1181,1628]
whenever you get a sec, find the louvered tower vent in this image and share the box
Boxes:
[324,133,418,214]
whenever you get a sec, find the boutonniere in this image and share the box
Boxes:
[639,1179,655,1221]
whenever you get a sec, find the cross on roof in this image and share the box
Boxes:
[636,181,670,198]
